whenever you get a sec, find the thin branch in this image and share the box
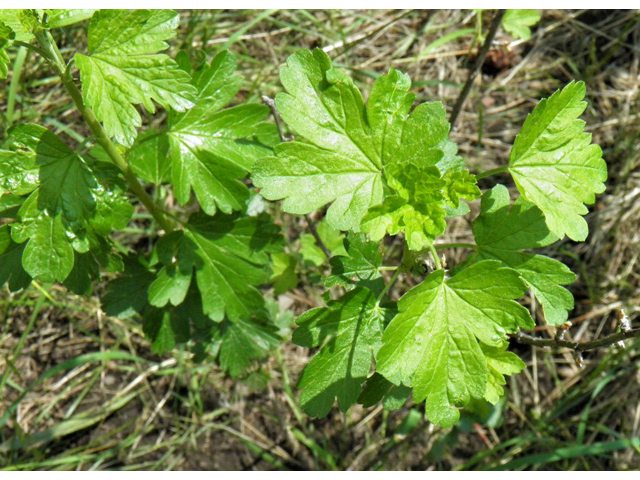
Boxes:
[513,327,640,352]
[449,9,506,128]
[261,95,288,142]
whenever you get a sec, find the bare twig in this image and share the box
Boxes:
[514,311,640,352]
[449,9,506,128]
[261,95,288,142]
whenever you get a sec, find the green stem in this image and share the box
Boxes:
[475,165,509,180]
[428,246,442,270]
[377,267,402,304]
[34,30,176,233]
[434,242,478,251]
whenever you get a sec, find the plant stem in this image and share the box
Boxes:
[434,242,478,251]
[377,267,402,304]
[34,30,176,233]
[449,9,506,128]
[475,165,509,180]
[428,246,442,270]
[513,328,640,352]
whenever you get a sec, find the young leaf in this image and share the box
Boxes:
[293,287,395,417]
[167,51,278,215]
[0,124,132,283]
[376,260,533,427]
[472,185,576,326]
[75,10,196,146]
[508,81,607,241]
[502,9,541,40]
[253,50,472,237]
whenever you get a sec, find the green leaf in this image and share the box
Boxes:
[75,10,196,146]
[502,9,541,40]
[0,48,9,79]
[142,309,176,354]
[253,50,470,240]
[46,9,96,28]
[270,253,298,295]
[165,50,278,215]
[0,10,34,42]
[324,234,382,289]
[128,129,171,185]
[472,185,576,325]
[362,164,447,250]
[0,225,31,292]
[253,50,466,235]
[216,317,280,377]
[156,212,283,322]
[482,345,526,404]
[376,260,533,427]
[0,125,132,283]
[508,81,607,241]
[316,219,347,256]
[102,255,155,319]
[299,234,327,267]
[358,373,411,411]
[293,287,395,417]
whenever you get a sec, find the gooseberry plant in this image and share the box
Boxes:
[1,9,631,428]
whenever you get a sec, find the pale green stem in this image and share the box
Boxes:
[475,165,509,180]
[428,246,442,270]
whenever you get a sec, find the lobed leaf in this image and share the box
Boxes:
[75,9,197,146]
[376,260,533,427]
[508,81,607,241]
[472,185,576,325]
[293,287,395,417]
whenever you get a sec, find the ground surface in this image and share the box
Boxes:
[1,9,639,471]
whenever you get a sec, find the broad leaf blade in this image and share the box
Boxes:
[376,260,533,427]
[508,81,607,241]
[75,10,196,146]
[472,185,576,326]
[293,287,395,417]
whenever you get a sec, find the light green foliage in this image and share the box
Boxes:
[293,287,395,417]
[46,9,96,28]
[253,49,474,241]
[299,234,327,266]
[75,10,196,146]
[482,345,526,404]
[0,20,14,78]
[270,253,298,294]
[502,9,541,40]
[167,50,278,215]
[508,81,607,241]
[376,261,533,427]
[472,185,576,325]
[0,10,35,42]
[0,125,132,283]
